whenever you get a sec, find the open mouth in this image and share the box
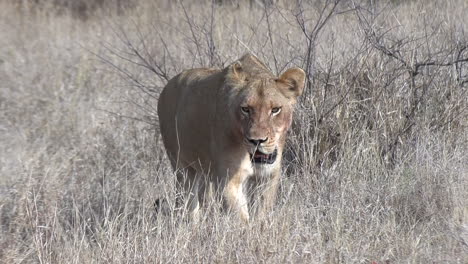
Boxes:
[250,149,278,164]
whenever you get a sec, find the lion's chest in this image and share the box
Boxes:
[238,155,254,179]
[214,152,254,181]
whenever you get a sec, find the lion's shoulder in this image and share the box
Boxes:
[178,67,221,83]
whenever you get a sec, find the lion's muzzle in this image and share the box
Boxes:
[244,136,278,164]
[250,149,278,164]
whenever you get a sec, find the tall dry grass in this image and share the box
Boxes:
[1,0,467,263]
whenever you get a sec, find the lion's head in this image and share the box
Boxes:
[224,54,305,166]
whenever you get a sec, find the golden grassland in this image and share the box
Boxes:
[1,0,467,262]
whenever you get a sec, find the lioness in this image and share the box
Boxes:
[157,54,304,222]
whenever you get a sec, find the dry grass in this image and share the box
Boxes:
[1,0,467,263]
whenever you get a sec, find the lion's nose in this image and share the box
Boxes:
[247,137,268,146]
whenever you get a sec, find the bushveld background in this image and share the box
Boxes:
[1,0,467,263]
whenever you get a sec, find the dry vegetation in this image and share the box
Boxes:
[1,0,467,263]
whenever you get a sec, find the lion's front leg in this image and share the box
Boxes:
[257,168,281,218]
[220,167,251,223]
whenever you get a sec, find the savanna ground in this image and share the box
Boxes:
[0,0,467,263]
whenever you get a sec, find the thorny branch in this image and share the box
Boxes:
[354,4,468,165]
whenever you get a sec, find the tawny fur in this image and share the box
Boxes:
[157,53,305,222]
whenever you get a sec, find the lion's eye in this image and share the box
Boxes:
[241,107,250,114]
[271,107,281,115]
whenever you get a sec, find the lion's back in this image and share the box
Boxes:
[157,68,222,168]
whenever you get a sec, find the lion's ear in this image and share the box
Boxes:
[232,61,243,77]
[277,67,305,98]
[226,61,247,82]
